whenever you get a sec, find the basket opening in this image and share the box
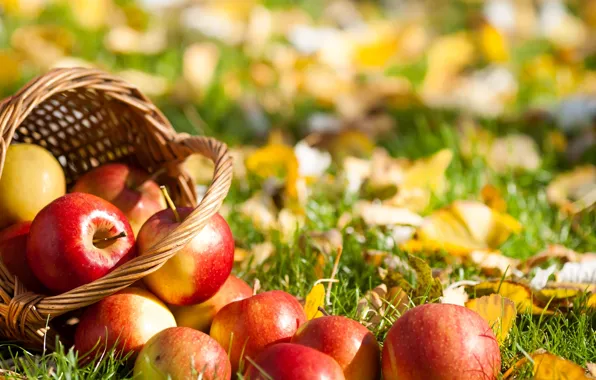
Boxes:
[11,88,148,184]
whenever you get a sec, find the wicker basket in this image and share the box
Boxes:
[0,68,233,349]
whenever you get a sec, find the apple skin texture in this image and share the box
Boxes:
[26,192,136,293]
[0,144,66,229]
[134,327,231,380]
[382,303,501,380]
[72,163,166,235]
[75,287,176,359]
[0,222,46,293]
[137,210,234,306]
[171,275,252,332]
[210,290,307,374]
[244,343,345,380]
[292,315,381,380]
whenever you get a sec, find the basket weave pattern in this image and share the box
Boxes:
[0,68,233,348]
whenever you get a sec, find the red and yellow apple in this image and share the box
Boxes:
[0,222,46,293]
[137,209,234,306]
[75,287,176,359]
[382,303,501,380]
[26,192,136,293]
[244,343,345,380]
[134,327,231,380]
[0,144,66,229]
[171,275,252,332]
[210,290,307,373]
[291,315,380,380]
[72,163,166,235]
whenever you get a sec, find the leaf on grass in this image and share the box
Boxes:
[481,184,507,212]
[304,283,326,320]
[440,285,469,306]
[546,165,596,214]
[245,143,300,199]
[487,134,541,173]
[503,351,593,380]
[356,284,410,328]
[385,254,442,303]
[417,201,522,254]
[354,201,424,227]
[587,363,596,377]
[471,281,553,315]
[522,244,596,272]
[469,250,520,277]
[533,288,580,308]
[465,294,516,345]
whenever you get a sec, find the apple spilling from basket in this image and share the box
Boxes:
[0,143,502,380]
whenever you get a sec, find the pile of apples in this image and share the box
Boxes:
[0,143,502,380]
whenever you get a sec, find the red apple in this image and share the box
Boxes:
[134,327,231,380]
[71,163,166,235]
[210,290,307,374]
[26,193,136,293]
[75,287,176,359]
[291,316,380,380]
[171,275,252,332]
[0,222,46,293]
[137,209,234,306]
[244,343,345,380]
[382,303,501,380]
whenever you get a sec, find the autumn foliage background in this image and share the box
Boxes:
[0,0,595,378]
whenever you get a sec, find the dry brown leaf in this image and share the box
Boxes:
[354,201,423,227]
[546,165,596,214]
[465,294,516,345]
[469,250,520,277]
[522,245,596,271]
[357,284,410,328]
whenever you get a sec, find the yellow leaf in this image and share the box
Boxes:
[304,283,326,320]
[401,149,453,194]
[399,239,472,257]
[503,351,592,380]
[481,184,507,212]
[0,50,21,86]
[353,29,400,69]
[479,24,509,63]
[245,144,300,199]
[68,0,111,30]
[465,294,516,345]
[326,130,375,162]
[588,293,596,308]
[418,201,522,253]
[472,281,553,315]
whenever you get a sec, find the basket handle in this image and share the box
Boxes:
[33,134,233,316]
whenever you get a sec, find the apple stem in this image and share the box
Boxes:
[317,306,330,316]
[134,168,166,191]
[160,185,181,223]
[93,231,127,245]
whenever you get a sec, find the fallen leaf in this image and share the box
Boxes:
[354,201,423,227]
[533,288,580,308]
[385,254,443,303]
[239,193,278,231]
[557,261,596,284]
[440,285,469,306]
[478,23,509,63]
[546,165,596,214]
[303,283,325,320]
[399,239,471,257]
[503,350,592,380]
[488,134,541,173]
[481,184,507,212]
[587,363,596,377]
[183,42,220,99]
[11,25,74,69]
[356,284,410,328]
[245,143,300,200]
[68,0,111,30]
[471,281,553,315]
[469,250,520,277]
[418,201,522,253]
[465,294,516,344]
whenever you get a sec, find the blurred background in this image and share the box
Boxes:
[0,0,595,148]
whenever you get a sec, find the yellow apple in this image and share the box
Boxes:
[0,144,66,229]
